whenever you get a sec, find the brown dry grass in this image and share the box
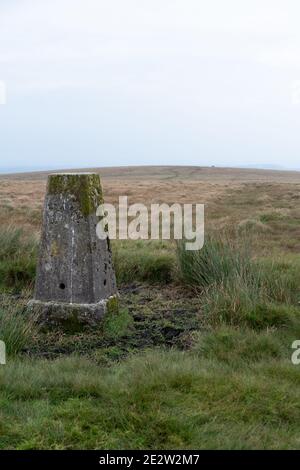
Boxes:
[0,165,299,254]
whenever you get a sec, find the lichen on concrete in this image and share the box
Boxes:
[48,173,104,217]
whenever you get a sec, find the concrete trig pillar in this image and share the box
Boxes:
[29,173,118,329]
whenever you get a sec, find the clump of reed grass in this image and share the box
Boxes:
[176,233,299,329]
[0,226,37,291]
[0,296,39,356]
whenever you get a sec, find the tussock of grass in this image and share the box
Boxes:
[0,297,38,356]
[238,218,270,233]
[177,234,300,329]
[176,234,254,289]
[201,276,299,329]
[260,210,289,222]
[0,226,37,291]
[261,259,300,305]
[102,308,133,340]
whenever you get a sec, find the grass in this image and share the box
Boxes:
[177,235,300,329]
[0,296,38,356]
[192,326,284,364]
[0,231,299,448]
[176,234,254,289]
[102,307,133,340]
[0,227,37,292]
[0,348,299,449]
[0,174,300,449]
[113,239,175,284]
[260,257,300,305]
[200,276,299,329]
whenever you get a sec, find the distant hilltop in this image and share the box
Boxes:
[1,163,300,175]
[238,164,291,171]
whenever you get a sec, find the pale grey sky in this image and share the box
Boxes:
[1,0,300,171]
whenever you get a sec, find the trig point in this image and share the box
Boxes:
[29,173,118,329]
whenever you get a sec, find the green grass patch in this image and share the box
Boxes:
[0,224,299,449]
[0,349,299,449]
[192,326,285,364]
[177,234,300,329]
[260,212,287,223]
[102,308,133,340]
[201,276,299,329]
[0,297,38,356]
[113,240,175,284]
[176,234,254,289]
[0,227,37,292]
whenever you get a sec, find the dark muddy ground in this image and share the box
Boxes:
[23,284,202,364]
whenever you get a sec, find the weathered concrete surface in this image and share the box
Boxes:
[29,173,118,329]
[28,297,118,330]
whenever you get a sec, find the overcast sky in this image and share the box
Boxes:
[1,0,300,171]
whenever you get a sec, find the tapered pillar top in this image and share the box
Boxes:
[47,172,103,217]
